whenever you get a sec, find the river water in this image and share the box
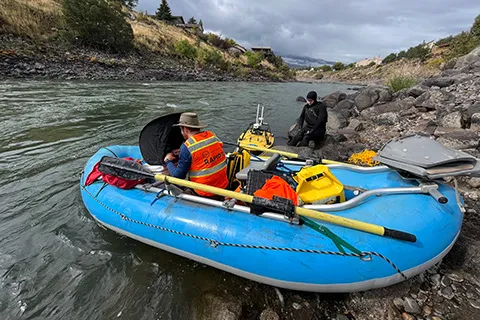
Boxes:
[0,80,356,319]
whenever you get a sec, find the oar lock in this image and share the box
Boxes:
[251,196,300,225]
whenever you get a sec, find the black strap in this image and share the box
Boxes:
[305,172,324,182]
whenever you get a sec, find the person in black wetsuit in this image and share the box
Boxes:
[287,91,328,148]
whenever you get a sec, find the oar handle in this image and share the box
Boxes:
[383,227,417,243]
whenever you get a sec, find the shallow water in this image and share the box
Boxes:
[0,80,355,319]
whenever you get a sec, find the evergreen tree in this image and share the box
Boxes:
[199,19,203,27]
[471,14,480,38]
[114,0,138,9]
[382,53,397,64]
[188,17,197,24]
[156,0,172,21]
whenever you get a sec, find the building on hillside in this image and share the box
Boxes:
[149,15,185,25]
[251,47,275,58]
[355,56,382,67]
[432,43,451,57]
[169,16,185,25]
[423,40,435,50]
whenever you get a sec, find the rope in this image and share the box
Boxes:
[81,185,407,279]
[348,150,381,167]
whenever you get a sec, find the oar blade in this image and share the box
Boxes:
[98,156,155,180]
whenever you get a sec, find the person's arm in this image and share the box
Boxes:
[308,102,327,134]
[297,105,307,129]
[165,144,191,178]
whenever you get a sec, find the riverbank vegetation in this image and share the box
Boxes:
[0,0,295,81]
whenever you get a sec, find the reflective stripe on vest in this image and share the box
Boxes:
[186,135,221,154]
[189,159,227,178]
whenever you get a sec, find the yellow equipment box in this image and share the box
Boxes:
[293,165,345,204]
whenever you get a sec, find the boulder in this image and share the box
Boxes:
[437,110,465,128]
[327,110,348,130]
[440,69,462,77]
[288,121,301,139]
[346,118,364,132]
[361,97,415,119]
[296,96,307,102]
[467,103,480,117]
[374,112,399,125]
[333,99,355,118]
[414,90,454,111]
[393,88,409,100]
[322,90,347,108]
[436,130,480,149]
[354,85,392,111]
[406,85,428,98]
[455,45,480,69]
[421,77,455,88]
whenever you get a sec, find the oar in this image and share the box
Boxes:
[223,141,344,165]
[98,156,417,243]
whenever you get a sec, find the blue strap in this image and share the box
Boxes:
[150,189,166,206]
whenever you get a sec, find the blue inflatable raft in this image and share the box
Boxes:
[80,141,466,293]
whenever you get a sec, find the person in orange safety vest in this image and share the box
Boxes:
[163,112,228,197]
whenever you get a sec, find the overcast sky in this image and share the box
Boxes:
[136,0,480,63]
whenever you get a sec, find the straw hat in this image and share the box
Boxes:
[172,112,207,129]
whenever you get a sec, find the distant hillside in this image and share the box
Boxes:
[278,53,335,69]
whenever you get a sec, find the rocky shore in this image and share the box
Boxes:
[190,47,480,320]
[0,36,276,82]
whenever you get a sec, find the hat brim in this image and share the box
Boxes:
[172,122,207,129]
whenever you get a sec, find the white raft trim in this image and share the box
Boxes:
[90,213,460,293]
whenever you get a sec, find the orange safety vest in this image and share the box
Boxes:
[185,131,228,197]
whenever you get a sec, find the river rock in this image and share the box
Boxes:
[333,99,355,118]
[422,76,455,88]
[467,177,480,188]
[407,85,428,98]
[193,293,243,320]
[259,308,279,320]
[439,287,455,300]
[322,90,347,108]
[436,130,480,149]
[437,110,465,128]
[296,96,306,102]
[34,62,45,70]
[414,90,454,111]
[401,312,415,320]
[374,112,399,125]
[327,110,348,130]
[455,45,480,69]
[403,297,421,314]
[469,114,480,131]
[346,118,364,131]
[354,85,392,111]
[467,103,480,116]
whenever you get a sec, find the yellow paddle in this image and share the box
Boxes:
[98,156,416,242]
[225,141,346,165]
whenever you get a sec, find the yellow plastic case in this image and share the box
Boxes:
[293,165,345,204]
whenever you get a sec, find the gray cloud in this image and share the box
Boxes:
[137,0,480,62]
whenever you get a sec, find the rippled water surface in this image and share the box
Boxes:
[0,80,354,319]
